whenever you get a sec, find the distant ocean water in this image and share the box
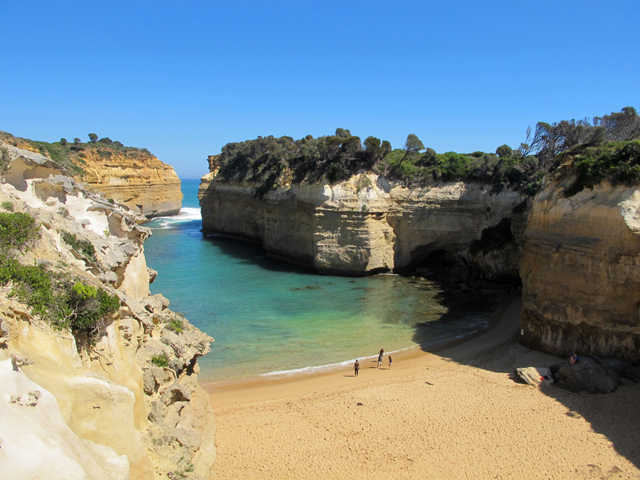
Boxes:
[144,179,489,381]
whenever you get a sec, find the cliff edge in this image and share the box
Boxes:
[0,131,183,218]
[0,143,214,480]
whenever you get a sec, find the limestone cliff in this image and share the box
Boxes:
[0,131,183,218]
[77,149,183,218]
[0,144,214,480]
[520,175,640,361]
[199,173,527,279]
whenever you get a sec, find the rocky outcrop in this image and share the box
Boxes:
[76,149,183,218]
[0,145,214,479]
[520,176,640,361]
[199,173,527,279]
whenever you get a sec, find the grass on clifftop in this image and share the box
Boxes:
[0,130,155,176]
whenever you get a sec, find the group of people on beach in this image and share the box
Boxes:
[353,348,392,376]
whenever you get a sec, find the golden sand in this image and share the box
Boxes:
[204,300,640,479]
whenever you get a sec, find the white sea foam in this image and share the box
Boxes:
[152,207,201,229]
[258,345,420,378]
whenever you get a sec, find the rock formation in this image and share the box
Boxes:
[0,143,214,479]
[520,175,640,361]
[77,149,183,218]
[0,131,183,218]
[199,173,528,279]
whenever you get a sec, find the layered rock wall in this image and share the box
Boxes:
[520,176,640,361]
[77,150,183,218]
[199,173,526,278]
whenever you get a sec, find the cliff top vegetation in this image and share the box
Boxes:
[0,131,156,176]
[207,107,640,198]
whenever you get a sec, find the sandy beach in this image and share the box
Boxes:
[204,300,640,479]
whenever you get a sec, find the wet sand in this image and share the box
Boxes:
[204,300,640,479]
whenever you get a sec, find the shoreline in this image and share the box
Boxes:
[202,296,518,406]
[206,298,640,479]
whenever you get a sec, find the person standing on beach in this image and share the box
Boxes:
[378,349,384,369]
[354,359,360,376]
[388,355,392,369]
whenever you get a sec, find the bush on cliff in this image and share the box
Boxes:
[0,211,119,341]
[563,140,640,196]
[0,211,39,251]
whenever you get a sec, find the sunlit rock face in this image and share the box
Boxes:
[0,144,215,480]
[199,173,526,278]
[520,176,640,361]
[75,149,183,218]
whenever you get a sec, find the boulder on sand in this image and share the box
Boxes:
[554,356,620,394]
[515,367,553,386]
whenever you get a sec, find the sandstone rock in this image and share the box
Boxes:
[515,367,553,386]
[555,357,620,394]
[520,178,640,361]
[76,149,183,218]
[199,173,526,277]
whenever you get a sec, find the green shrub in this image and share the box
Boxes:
[151,353,169,368]
[166,318,184,334]
[62,231,96,260]
[564,140,640,196]
[0,212,38,252]
[1,201,14,211]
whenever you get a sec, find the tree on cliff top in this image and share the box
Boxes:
[398,134,424,167]
[88,133,98,143]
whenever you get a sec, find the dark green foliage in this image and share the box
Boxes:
[0,147,9,177]
[98,137,113,145]
[65,282,120,336]
[212,128,383,195]
[88,133,98,143]
[0,212,39,251]
[496,144,513,158]
[564,140,640,196]
[61,231,96,260]
[152,353,169,368]
[1,201,13,212]
[0,257,119,341]
[60,138,67,146]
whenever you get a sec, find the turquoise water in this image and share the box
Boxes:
[145,179,489,381]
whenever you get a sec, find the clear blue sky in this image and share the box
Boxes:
[1,1,638,179]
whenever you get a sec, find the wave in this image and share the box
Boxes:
[258,344,420,378]
[150,207,201,229]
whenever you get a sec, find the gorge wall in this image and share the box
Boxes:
[200,169,640,363]
[75,149,183,218]
[0,144,214,480]
[520,176,640,361]
[199,173,528,280]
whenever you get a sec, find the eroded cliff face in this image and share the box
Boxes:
[0,145,214,480]
[77,149,183,218]
[520,176,640,361]
[199,173,527,279]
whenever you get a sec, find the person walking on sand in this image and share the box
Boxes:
[388,355,392,369]
[377,349,384,369]
[354,359,360,377]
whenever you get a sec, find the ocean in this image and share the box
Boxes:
[144,179,489,381]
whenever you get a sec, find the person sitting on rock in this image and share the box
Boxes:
[569,353,580,365]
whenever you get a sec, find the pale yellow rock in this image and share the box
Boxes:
[199,173,524,276]
[75,149,183,218]
[520,176,640,360]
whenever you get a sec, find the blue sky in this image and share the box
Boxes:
[1,1,638,179]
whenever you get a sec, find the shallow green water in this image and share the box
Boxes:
[145,179,488,380]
